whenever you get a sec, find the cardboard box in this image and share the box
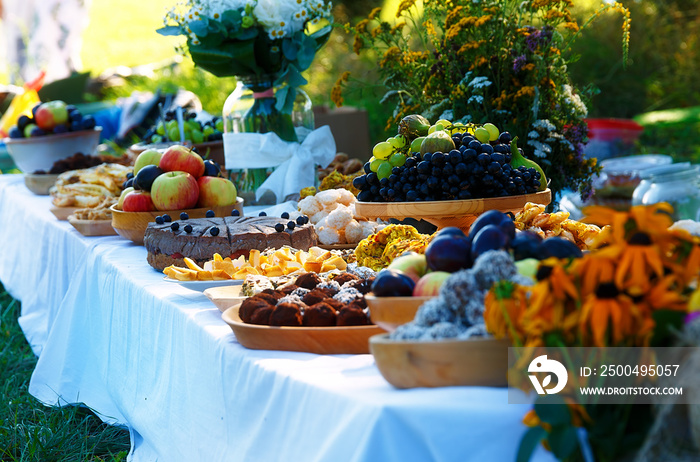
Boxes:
[314,106,372,161]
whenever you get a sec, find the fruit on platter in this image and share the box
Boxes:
[133,165,165,192]
[159,144,205,178]
[117,187,135,210]
[352,116,545,202]
[114,145,237,213]
[386,252,428,283]
[413,271,451,297]
[7,100,97,138]
[122,190,156,212]
[142,107,224,145]
[371,269,416,297]
[133,149,163,176]
[371,210,587,298]
[197,176,237,208]
[150,171,200,211]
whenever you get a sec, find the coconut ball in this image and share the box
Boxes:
[337,188,356,206]
[317,226,341,245]
[344,220,363,244]
[326,205,353,230]
[298,195,322,216]
[316,189,341,208]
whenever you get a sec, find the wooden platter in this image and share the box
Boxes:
[365,295,434,332]
[222,304,385,354]
[369,334,510,389]
[67,215,117,237]
[204,285,246,312]
[50,206,80,221]
[110,197,244,245]
[355,189,551,232]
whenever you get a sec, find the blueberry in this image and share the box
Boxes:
[205,210,215,218]
[275,223,285,233]
[184,224,193,233]
[281,212,290,219]
[296,216,304,225]
[210,227,220,236]
[171,222,179,231]
[180,212,189,220]
[155,216,164,224]
[287,221,296,230]
[302,216,309,224]
[231,209,240,216]
[162,214,172,222]
[259,211,267,217]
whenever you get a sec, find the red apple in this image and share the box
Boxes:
[197,176,237,208]
[413,271,451,297]
[387,252,428,283]
[122,190,155,212]
[151,171,199,211]
[159,144,205,178]
[34,101,69,131]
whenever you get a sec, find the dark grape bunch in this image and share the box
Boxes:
[144,108,224,145]
[352,131,541,203]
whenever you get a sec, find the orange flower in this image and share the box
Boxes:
[484,281,529,341]
[580,282,637,346]
[570,245,622,296]
[615,232,665,293]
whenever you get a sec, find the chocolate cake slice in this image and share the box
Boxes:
[145,214,317,271]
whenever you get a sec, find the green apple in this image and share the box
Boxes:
[133,149,162,176]
[117,187,135,210]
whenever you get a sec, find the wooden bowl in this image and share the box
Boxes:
[204,285,245,312]
[110,197,244,245]
[221,304,385,354]
[67,215,117,237]
[24,173,59,195]
[355,189,551,233]
[369,334,509,389]
[365,295,434,332]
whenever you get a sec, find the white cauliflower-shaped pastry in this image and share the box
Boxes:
[326,205,353,230]
[298,195,322,216]
[317,226,342,245]
[344,220,363,244]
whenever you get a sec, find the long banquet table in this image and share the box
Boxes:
[0,174,555,462]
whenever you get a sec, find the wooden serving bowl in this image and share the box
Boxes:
[222,304,385,354]
[364,295,434,332]
[369,334,509,389]
[24,173,59,195]
[355,189,551,233]
[110,197,244,245]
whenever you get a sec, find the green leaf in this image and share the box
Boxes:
[221,9,242,31]
[517,427,547,462]
[282,39,299,61]
[296,34,317,71]
[380,90,400,105]
[534,395,570,426]
[651,309,685,347]
[235,27,259,41]
[548,426,579,459]
[156,26,182,37]
[285,65,308,88]
[188,19,209,37]
[309,25,332,49]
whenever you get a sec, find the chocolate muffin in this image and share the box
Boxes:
[302,289,329,306]
[295,272,322,289]
[239,297,274,324]
[336,306,369,326]
[269,302,303,326]
[249,306,273,325]
[302,302,337,327]
[333,272,360,285]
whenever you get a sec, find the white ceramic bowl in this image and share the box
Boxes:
[4,128,102,173]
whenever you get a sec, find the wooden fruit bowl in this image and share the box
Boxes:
[369,334,510,389]
[355,189,551,233]
[364,295,434,332]
[110,197,244,245]
[222,304,385,354]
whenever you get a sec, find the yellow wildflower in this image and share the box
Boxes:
[445,6,464,28]
[353,35,363,54]
[368,7,382,20]
[330,71,350,107]
[515,86,536,99]
[380,46,401,68]
[563,21,579,32]
[390,22,406,34]
[355,19,369,34]
[475,15,492,27]
[396,0,417,18]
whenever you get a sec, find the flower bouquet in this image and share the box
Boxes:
[158,0,334,197]
[484,203,700,461]
[337,0,631,203]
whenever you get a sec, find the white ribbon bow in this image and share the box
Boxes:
[224,125,336,203]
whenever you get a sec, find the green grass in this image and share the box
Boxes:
[0,284,131,461]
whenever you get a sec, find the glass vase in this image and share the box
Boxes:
[222,74,314,204]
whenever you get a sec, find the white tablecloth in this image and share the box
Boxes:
[0,174,555,462]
